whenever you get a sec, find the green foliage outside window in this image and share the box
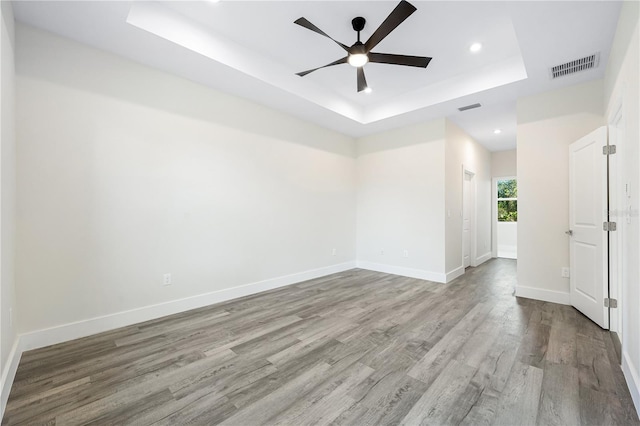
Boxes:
[497,179,517,222]
[498,200,517,222]
[497,179,517,198]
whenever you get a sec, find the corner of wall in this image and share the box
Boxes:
[0,0,18,420]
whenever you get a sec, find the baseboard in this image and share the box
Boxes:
[611,331,622,364]
[514,285,571,305]
[623,351,640,418]
[445,266,464,283]
[356,261,445,283]
[474,252,492,266]
[19,261,357,353]
[1,338,23,420]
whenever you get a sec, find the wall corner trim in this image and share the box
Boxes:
[623,351,640,418]
[514,285,571,305]
[445,266,465,283]
[1,338,23,421]
[356,261,446,283]
[16,261,357,353]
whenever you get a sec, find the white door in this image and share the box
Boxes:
[463,172,473,268]
[569,126,608,329]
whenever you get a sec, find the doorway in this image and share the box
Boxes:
[493,177,518,259]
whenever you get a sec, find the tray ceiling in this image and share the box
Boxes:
[12,1,622,150]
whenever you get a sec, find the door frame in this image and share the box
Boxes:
[492,175,517,259]
[462,166,477,268]
[608,94,625,336]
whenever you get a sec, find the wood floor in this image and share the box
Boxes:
[3,259,638,425]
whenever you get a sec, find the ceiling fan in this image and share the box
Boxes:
[294,0,432,92]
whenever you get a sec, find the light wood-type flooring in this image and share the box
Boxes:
[3,259,638,425]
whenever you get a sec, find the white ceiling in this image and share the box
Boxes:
[12,1,622,151]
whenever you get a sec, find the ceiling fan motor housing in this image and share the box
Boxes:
[352,17,366,32]
[349,42,367,56]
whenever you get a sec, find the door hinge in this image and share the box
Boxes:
[603,221,617,231]
[603,145,617,155]
[605,298,618,308]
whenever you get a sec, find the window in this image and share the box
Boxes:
[497,179,517,222]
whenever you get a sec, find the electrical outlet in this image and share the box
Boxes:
[332,248,336,256]
[561,267,570,278]
[163,273,172,286]
[403,250,409,258]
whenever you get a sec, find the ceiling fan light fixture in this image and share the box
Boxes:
[348,53,369,68]
[494,129,502,134]
[364,86,372,94]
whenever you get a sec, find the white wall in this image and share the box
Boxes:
[516,79,604,303]
[604,0,640,415]
[445,119,492,276]
[355,119,491,283]
[15,25,357,335]
[0,0,17,415]
[355,120,447,281]
[497,222,517,259]
[491,149,516,178]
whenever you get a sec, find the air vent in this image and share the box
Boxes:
[458,103,481,112]
[550,53,600,79]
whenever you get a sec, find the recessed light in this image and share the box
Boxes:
[364,87,372,94]
[469,43,482,53]
[494,129,502,134]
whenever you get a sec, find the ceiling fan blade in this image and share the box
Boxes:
[294,18,349,51]
[369,52,432,68]
[357,67,368,92]
[364,1,417,52]
[296,57,348,77]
